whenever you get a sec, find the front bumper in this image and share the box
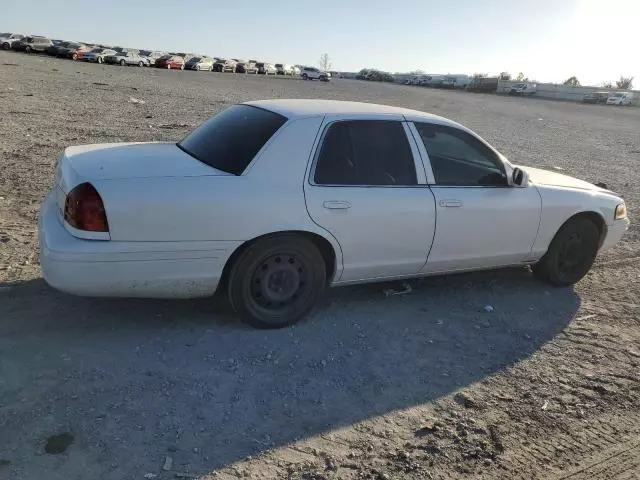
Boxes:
[38,193,235,299]
[601,218,630,251]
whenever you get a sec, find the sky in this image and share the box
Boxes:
[2,0,638,86]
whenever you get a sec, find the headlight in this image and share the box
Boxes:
[615,203,627,220]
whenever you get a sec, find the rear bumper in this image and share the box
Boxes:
[38,193,239,299]
[601,218,630,251]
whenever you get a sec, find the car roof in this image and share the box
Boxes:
[245,99,459,125]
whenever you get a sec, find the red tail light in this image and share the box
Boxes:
[64,183,109,232]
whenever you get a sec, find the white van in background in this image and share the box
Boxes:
[606,91,634,105]
[442,74,470,89]
[510,83,537,96]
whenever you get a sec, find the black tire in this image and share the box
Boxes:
[25,46,32,54]
[138,61,143,67]
[532,217,600,286]
[2,43,9,50]
[228,235,326,329]
[119,59,125,66]
[301,73,308,80]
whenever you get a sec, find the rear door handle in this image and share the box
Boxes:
[323,201,351,210]
[439,199,463,208]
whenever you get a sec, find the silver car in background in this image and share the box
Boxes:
[185,56,214,71]
[139,50,166,66]
[104,51,150,67]
[82,48,117,64]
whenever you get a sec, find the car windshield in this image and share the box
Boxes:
[256,63,264,67]
[613,93,625,97]
[190,57,202,62]
[178,105,287,176]
[90,48,104,53]
[275,64,283,67]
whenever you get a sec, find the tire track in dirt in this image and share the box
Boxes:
[555,441,640,479]
[498,411,640,479]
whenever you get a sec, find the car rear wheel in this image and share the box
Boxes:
[138,61,143,67]
[25,46,32,54]
[532,217,600,286]
[228,235,326,329]
[301,73,308,80]
[119,59,125,66]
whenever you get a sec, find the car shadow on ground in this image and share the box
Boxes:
[0,267,580,478]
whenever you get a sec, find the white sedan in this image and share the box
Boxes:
[38,100,630,328]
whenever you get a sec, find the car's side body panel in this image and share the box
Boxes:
[531,184,621,257]
[423,185,542,273]
[303,114,437,282]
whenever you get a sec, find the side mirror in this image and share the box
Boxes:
[511,167,529,187]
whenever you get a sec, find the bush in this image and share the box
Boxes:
[356,68,395,83]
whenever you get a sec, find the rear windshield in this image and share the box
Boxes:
[178,105,287,175]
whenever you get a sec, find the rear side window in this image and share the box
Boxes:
[314,120,417,186]
[414,123,507,186]
[178,105,287,175]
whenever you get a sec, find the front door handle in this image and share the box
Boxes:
[323,201,351,210]
[439,199,463,208]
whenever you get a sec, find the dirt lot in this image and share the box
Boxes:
[1,50,639,480]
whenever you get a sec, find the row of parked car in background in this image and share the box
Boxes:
[582,90,634,105]
[0,32,332,81]
[405,73,634,105]
[406,74,538,95]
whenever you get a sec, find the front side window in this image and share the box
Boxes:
[314,120,417,186]
[178,105,287,175]
[414,123,507,187]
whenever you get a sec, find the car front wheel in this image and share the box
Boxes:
[532,217,601,286]
[228,235,326,329]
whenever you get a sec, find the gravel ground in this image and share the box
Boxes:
[1,51,639,480]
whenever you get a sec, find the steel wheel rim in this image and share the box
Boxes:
[249,254,308,313]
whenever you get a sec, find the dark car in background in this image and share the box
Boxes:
[155,55,185,70]
[46,40,71,56]
[55,42,85,59]
[12,36,53,53]
[256,62,277,75]
[236,61,258,74]
[583,91,611,104]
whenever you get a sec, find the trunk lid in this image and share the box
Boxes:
[63,142,231,181]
